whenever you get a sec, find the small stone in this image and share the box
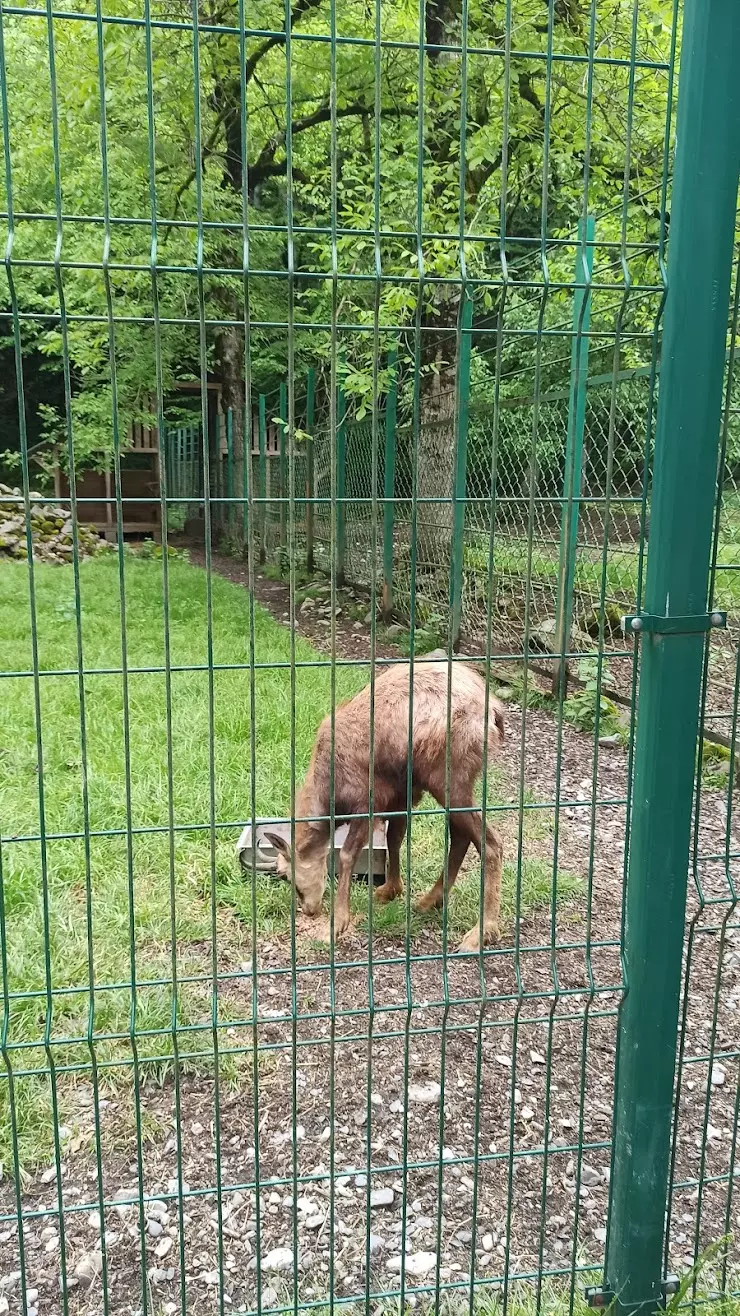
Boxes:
[520,1106,535,1121]
[581,1165,601,1187]
[594,1227,607,1244]
[75,1250,103,1288]
[353,621,363,631]
[147,1218,164,1238]
[155,1237,174,1259]
[261,1287,279,1308]
[455,1229,473,1243]
[385,623,404,638]
[40,1167,57,1185]
[261,1248,294,1274]
[711,1065,726,1087]
[0,1275,20,1294]
[40,1226,58,1242]
[202,1271,220,1287]
[0,1300,8,1316]
[304,1214,324,1230]
[369,1234,384,1255]
[598,734,621,747]
[113,1188,134,1216]
[355,1175,367,1188]
[370,1188,394,1208]
[387,1251,437,1278]
[25,1290,38,1305]
[148,1267,175,1287]
[353,1109,368,1127]
[530,1051,545,1064]
[408,1082,441,1106]
[482,1233,494,1252]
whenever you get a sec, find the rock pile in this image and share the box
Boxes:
[0,483,112,564]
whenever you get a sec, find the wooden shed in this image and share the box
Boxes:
[49,381,223,539]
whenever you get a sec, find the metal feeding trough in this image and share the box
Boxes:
[235,820,388,885]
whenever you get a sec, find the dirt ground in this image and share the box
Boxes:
[0,551,737,1315]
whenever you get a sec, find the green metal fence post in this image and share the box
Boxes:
[176,428,183,503]
[552,215,595,697]
[305,368,315,573]
[259,393,267,563]
[602,5,740,1314]
[382,347,398,622]
[226,406,234,535]
[336,377,347,586]
[451,294,473,651]
[279,381,287,553]
[242,404,248,543]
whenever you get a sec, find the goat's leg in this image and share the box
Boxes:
[373,815,407,904]
[415,822,470,912]
[452,807,504,952]
[333,818,369,938]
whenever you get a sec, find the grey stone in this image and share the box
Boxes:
[408,1082,441,1106]
[74,1250,103,1288]
[369,1188,394,1208]
[261,1247,294,1274]
[148,1267,175,1287]
[580,1164,601,1187]
[387,1251,437,1277]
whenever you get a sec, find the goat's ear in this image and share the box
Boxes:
[264,831,292,860]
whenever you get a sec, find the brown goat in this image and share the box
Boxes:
[265,660,505,952]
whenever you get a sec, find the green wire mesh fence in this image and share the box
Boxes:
[0,3,739,1316]
[191,357,740,712]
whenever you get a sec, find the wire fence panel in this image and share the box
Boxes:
[1,3,740,1316]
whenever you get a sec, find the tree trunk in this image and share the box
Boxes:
[215,323,246,541]
[416,342,457,574]
[414,0,463,577]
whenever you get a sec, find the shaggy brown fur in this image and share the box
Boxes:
[266,661,505,952]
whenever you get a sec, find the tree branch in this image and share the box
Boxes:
[244,0,325,84]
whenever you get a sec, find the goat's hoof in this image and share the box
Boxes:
[457,924,500,954]
[333,913,354,940]
[373,881,403,905]
[415,889,443,914]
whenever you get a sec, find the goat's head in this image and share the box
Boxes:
[263,827,329,915]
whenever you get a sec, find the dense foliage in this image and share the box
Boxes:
[0,0,677,485]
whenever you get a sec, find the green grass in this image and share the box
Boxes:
[0,554,579,1168]
[464,501,740,615]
